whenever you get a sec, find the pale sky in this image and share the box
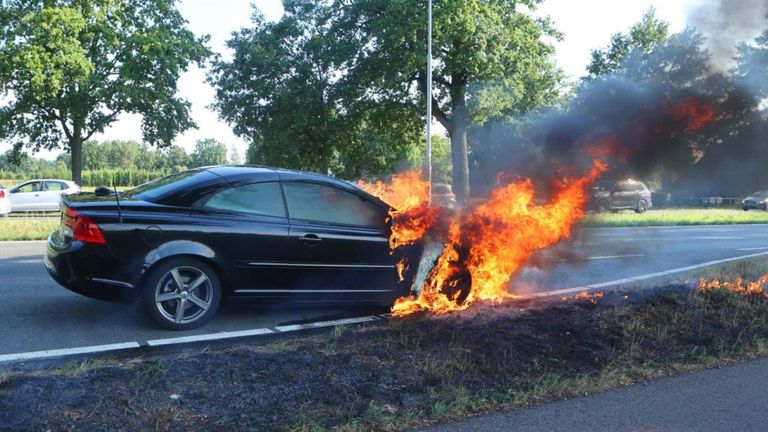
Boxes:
[1,0,703,160]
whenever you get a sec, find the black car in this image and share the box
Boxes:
[45,166,418,330]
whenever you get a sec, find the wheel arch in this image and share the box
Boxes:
[139,241,229,293]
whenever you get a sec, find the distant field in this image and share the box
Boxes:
[583,208,768,227]
[0,217,58,241]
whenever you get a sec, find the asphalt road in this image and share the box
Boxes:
[1,223,767,356]
[426,356,768,432]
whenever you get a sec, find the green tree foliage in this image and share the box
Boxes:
[0,0,210,184]
[331,0,563,202]
[190,138,227,167]
[585,8,669,79]
[211,0,421,178]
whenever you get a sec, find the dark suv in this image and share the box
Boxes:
[592,180,652,213]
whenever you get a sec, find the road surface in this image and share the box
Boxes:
[1,223,767,356]
[425,356,768,432]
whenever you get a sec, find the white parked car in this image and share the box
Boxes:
[0,179,81,215]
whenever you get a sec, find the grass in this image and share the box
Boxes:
[4,258,768,431]
[0,216,58,241]
[583,208,768,227]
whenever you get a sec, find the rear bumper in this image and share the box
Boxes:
[45,231,140,303]
[742,202,767,210]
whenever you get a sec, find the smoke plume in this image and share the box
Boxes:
[689,0,768,71]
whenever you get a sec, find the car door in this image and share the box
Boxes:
[41,181,67,211]
[190,181,292,294]
[611,182,632,208]
[280,181,398,301]
[8,181,42,212]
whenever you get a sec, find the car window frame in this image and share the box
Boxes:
[11,181,41,194]
[281,180,389,229]
[43,181,67,192]
[193,180,289,220]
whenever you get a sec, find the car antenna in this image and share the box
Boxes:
[112,176,123,224]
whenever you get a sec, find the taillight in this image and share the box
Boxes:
[64,207,106,244]
[0,190,5,198]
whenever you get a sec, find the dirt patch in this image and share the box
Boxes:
[2,285,768,431]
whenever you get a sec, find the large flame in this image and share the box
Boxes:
[361,161,607,316]
[358,172,439,249]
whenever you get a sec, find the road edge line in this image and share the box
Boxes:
[527,250,768,299]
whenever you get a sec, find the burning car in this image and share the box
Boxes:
[591,179,652,213]
[45,166,420,330]
[741,191,768,211]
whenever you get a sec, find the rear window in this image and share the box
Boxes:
[125,170,215,202]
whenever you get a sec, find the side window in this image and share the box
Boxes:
[283,182,385,228]
[44,181,66,191]
[200,182,286,218]
[15,182,40,193]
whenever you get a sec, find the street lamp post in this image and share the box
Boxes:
[425,0,433,191]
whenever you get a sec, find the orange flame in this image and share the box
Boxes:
[562,290,605,304]
[696,274,768,298]
[396,259,408,282]
[666,97,716,132]
[358,171,439,249]
[391,160,607,316]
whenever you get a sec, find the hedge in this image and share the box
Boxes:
[0,168,180,187]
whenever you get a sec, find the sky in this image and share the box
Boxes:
[1,0,704,161]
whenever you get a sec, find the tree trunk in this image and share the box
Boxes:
[70,135,83,185]
[449,82,470,206]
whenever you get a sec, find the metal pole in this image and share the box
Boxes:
[425,0,433,190]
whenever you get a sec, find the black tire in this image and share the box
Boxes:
[634,200,648,214]
[141,257,221,331]
[597,200,610,213]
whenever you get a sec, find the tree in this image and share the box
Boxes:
[0,0,210,183]
[331,0,563,203]
[210,0,421,178]
[585,8,669,79]
[228,145,241,165]
[190,138,227,167]
[154,145,189,170]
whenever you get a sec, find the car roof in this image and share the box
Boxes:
[205,165,363,192]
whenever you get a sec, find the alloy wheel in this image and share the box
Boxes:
[154,266,214,325]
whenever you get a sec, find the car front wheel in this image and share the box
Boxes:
[142,258,221,330]
[634,200,648,214]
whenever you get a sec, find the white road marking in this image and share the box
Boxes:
[146,328,274,347]
[527,250,768,299]
[691,236,744,240]
[585,254,644,260]
[0,316,383,364]
[737,247,768,251]
[0,342,140,363]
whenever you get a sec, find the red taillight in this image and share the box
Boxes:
[64,207,106,244]
[0,190,5,198]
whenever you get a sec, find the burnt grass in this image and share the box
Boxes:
[3,286,768,431]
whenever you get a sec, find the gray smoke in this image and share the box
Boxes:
[688,0,768,71]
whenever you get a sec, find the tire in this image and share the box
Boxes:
[597,200,610,213]
[634,200,648,214]
[141,257,222,331]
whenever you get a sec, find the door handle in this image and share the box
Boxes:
[34,194,39,197]
[300,234,322,246]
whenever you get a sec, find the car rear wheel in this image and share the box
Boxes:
[142,258,221,330]
[634,200,648,214]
